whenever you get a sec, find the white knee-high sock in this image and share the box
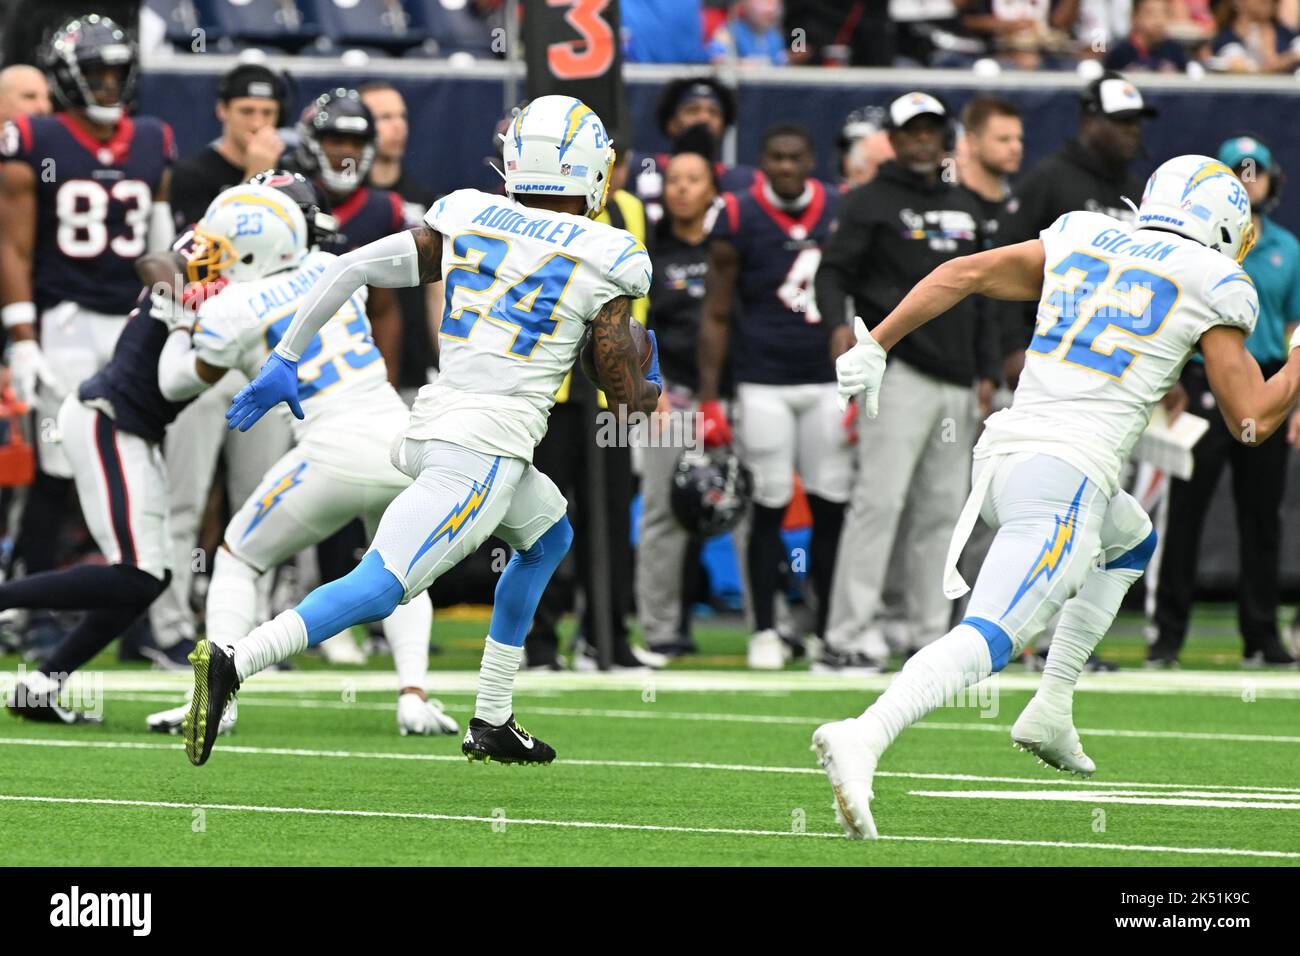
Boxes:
[385,593,433,691]
[233,609,307,683]
[474,636,522,725]
[206,548,261,650]
[858,624,993,755]
[1038,567,1141,714]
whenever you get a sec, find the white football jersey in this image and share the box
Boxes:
[978,210,1259,495]
[193,250,410,476]
[404,188,652,461]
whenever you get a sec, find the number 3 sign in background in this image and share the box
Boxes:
[546,0,615,80]
[525,0,627,147]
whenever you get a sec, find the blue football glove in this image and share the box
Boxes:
[644,329,663,395]
[226,351,303,432]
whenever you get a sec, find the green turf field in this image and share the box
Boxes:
[2,606,1298,866]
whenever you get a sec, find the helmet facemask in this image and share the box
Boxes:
[185,229,240,286]
[588,148,616,219]
[1233,218,1258,264]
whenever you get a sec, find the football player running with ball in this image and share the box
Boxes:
[816,155,1300,838]
[187,96,661,768]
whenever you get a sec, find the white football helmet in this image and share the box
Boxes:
[1136,154,1256,263]
[189,183,309,284]
[503,95,614,218]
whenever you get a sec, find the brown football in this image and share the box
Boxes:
[578,320,652,385]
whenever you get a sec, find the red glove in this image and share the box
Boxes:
[841,398,859,445]
[182,275,228,312]
[699,399,733,448]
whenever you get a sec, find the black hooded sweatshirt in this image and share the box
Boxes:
[815,160,999,387]
[1000,138,1146,356]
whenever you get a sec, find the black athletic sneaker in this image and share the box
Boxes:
[1242,641,1298,669]
[142,637,198,672]
[1083,652,1120,673]
[182,640,240,767]
[812,647,886,674]
[5,677,102,724]
[1145,636,1183,669]
[462,714,555,765]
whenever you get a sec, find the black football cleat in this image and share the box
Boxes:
[182,639,240,767]
[462,714,555,766]
[5,678,102,724]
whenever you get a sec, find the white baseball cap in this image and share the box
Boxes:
[1083,73,1158,119]
[886,91,948,129]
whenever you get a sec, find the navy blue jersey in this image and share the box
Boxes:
[331,185,405,252]
[0,113,175,315]
[712,178,840,385]
[79,290,192,443]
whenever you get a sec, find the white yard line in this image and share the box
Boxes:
[6,668,1300,697]
[0,793,1295,859]
[911,789,1300,811]
[2,735,1299,795]
[100,692,1300,745]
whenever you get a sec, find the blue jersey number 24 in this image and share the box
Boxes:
[1029,250,1180,379]
[440,233,578,359]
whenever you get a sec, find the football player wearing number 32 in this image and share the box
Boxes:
[0,15,175,624]
[187,95,662,770]
[815,155,1300,839]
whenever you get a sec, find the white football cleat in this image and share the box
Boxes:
[1011,695,1096,776]
[397,693,459,736]
[811,719,879,839]
[747,629,788,670]
[147,690,237,736]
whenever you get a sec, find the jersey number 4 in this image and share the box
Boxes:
[56,179,152,259]
[1029,250,1180,379]
[441,232,578,359]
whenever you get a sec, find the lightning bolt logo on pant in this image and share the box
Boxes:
[1002,477,1088,617]
[406,457,501,574]
[240,462,307,542]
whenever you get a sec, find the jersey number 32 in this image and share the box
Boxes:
[1029,250,1179,379]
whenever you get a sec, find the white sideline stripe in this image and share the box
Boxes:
[2,793,1297,859]
[912,789,1300,811]
[8,668,1300,697]
[923,721,1300,745]
[106,693,1300,745]
[3,736,1300,795]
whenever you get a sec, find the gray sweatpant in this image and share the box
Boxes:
[634,402,695,649]
[826,358,977,654]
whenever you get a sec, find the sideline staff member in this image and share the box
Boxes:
[815,90,997,668]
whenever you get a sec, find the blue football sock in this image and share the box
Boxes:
[296,551,405,647]
[488,516,573,647]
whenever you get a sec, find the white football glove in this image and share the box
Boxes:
[4,339,60,406]
[835,316,887,416]
[1289,322,1300,353]
[396,693,460,736]
[149,288,193,334]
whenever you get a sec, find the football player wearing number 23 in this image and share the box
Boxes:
[816,155,1300,839]
[187,96,661,770]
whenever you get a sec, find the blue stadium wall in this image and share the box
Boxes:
[140,62,1300,597]
[140,64,1300,234]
